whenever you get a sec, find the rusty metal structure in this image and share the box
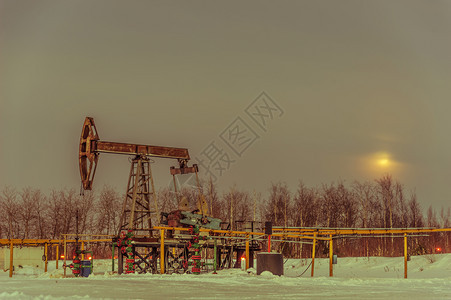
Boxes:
[79,117,198,236]
[79,117,196,191]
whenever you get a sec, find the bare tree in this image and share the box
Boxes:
[206,177,220,218]
[338,183,358,228]
[46,189,77,238]
[408,192,423,228]
[427,205,438,227]
[0,186,19,238]
[375,175,396,256]
[406,192,425,254]
[32,188,48,238]
[262,182,291,227]
[157,187,178,213]
[293,182,318,227]
[376,175,395,230]
[47,190,62,238]
[222,186,253,229]
[352,181,376,228]
[18,187,37,239]
[395,182,409,228]
[426,205,440,253]
[77,190,95,234]
[352,181,378,256]
[97,185,122,235]
[320,183,342,228]
[251,190,263,222]
[293,182,319,257]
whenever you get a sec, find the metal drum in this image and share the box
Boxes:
[257,253,283,276]
[81,260,92,277]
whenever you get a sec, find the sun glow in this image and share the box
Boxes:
[358,151,403,177]
[370,152,393,169]
[377,158,390,167]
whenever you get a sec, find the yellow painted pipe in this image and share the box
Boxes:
[0,238,111,245]
[45,243,48,273]
[56,245,59,269]
[245,234,250,270]
[311,233,316,277]
[273,227,451,235]
[151,227,330,241]
[9,241,13,278]
[160,229,165,274]
[329,236,333,277]
[63,237,67,278]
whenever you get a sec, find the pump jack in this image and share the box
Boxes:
[79,117,199,237]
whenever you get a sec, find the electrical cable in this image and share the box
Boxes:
[296,246,319,277]
[297,260,313,277]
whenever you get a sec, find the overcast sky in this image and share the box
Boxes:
[1,0,450,210]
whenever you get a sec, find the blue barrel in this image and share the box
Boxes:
[81,260,92,277]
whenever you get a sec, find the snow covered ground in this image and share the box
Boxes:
[1,254,450,299]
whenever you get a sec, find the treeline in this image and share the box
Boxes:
[201,174,450,258]
[0,186,121,240]
[258,175,450,258]
[1,174,450,258]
